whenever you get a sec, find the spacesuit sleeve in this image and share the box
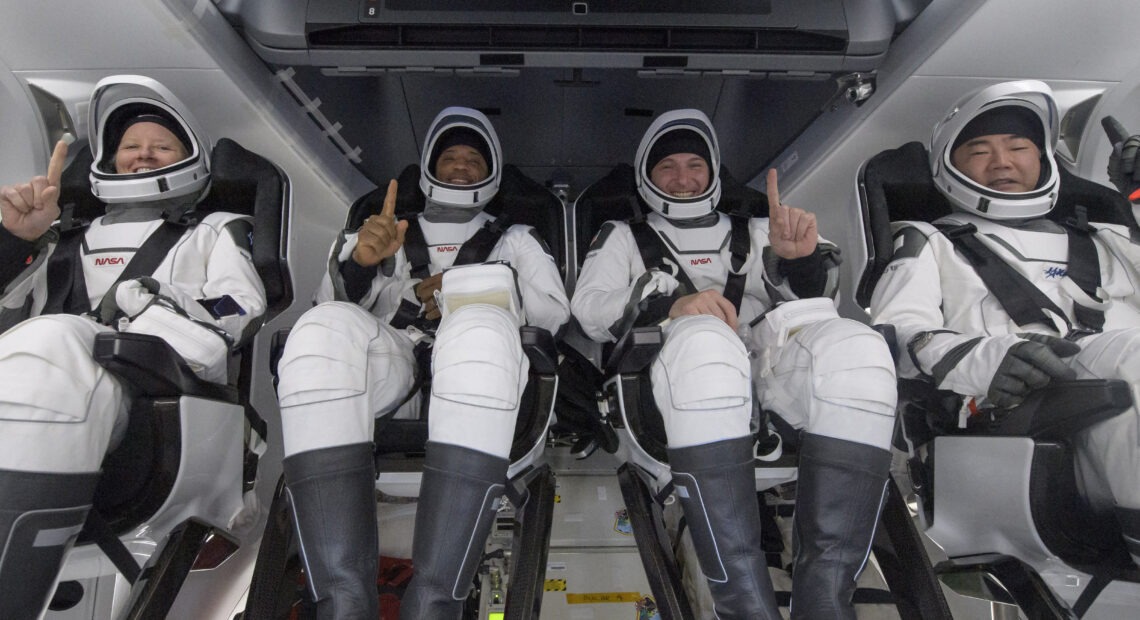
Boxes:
[756,218,841,303]
[868,221,976,379]
[572,221,672,343]
[0,226,38,292]
[0,226,49,328]
[314,229,414,323]
[501,226,570,335]
[167,212,267,345]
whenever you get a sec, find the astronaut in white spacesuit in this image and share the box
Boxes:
[274,107,569,620]
[0,75,266,617]
[572,109,898,620]
[870,80,1140,566]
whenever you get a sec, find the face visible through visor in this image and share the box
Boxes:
[419,107,502,210]
[87,75,210,204]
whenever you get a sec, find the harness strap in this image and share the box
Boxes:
[934,221,1103,339]
[1062,206,1106,333]
[45,211,192,316]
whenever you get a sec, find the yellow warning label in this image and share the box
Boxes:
[565,592,643,604]
[544,578,567,591]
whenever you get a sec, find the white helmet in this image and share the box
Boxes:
[635,109,722,220]
[88,75,210,204]
[419,107,502,210]
[930,80,1059,220]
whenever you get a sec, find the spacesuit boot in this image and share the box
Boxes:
[668,436,781,620]
[400,441,508,620]
[0,469,100,620]
[789,433,892,620]
[283,443,379,620]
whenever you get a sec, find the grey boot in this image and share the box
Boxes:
[400,442,508,620]
[0,469,100,620]
[669,436,782,620]
[283,443,379,620]
[790,433,892,620]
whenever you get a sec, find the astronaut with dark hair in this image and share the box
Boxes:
[871,80,1140,566]
[573,109,898,619]
[0,75,265,617]
[274,107,569,619]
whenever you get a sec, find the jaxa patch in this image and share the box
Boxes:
[614,508,633,535]
[636,595,659,620]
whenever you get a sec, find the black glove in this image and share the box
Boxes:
[987,333,1079,408]
[1103,116,1140,201]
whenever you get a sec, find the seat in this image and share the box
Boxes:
[562,164,952,619]
[856,141,1140,618]
[45,138,292,619]
[247,164,563,619]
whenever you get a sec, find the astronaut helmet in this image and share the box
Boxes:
[88,75,211,204]
[930,80,1060,220]
[635,109,722,220]
[419,107,502,210]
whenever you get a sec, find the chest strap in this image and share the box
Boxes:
[44,209,192,317]
[936,215,1104,337]
[628,206,750,312]
[389,215,509,330]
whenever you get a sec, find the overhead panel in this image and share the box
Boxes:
[227,0,904,73]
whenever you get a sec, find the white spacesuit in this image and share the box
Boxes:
[871,80,1140,564]
[274,107,569,620]
[0,75,265,618]
[572,109,897,620]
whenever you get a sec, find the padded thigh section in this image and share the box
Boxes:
[657,316,750,412]
[0,315,107,423]
[432,305,524,411]
[278,302,393,407]
[804,318,898,416]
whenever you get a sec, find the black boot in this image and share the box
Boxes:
[0,469,100,620]
[790,433,892,620]
[669,437,781,620]
[283,443,379,620]
[400,442,508,620]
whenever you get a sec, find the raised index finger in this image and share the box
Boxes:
[46,138,70,188]
[767,168,789,237]
[380,179,399,218]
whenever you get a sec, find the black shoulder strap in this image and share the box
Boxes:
[114,221,188,284]
[628,211,750,312]
[46,217,192,316]
[389,214,509,331]
[43,227,89,315]
[722,214,751,310]
[1061,207,1106,333]
[629,218,697,296]
[401,217,432,280]
[454,214,508,267]
[936,222,1079,334]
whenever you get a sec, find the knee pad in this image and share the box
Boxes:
[432,305,525,411]
[278,302,403,408]
[775,318,897,449]
[652,316,752,447]
[0,315,111,424]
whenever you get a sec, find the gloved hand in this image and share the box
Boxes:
[986,334,1080,407]
[932,333,1079,408]
[1103,116,1140,201]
